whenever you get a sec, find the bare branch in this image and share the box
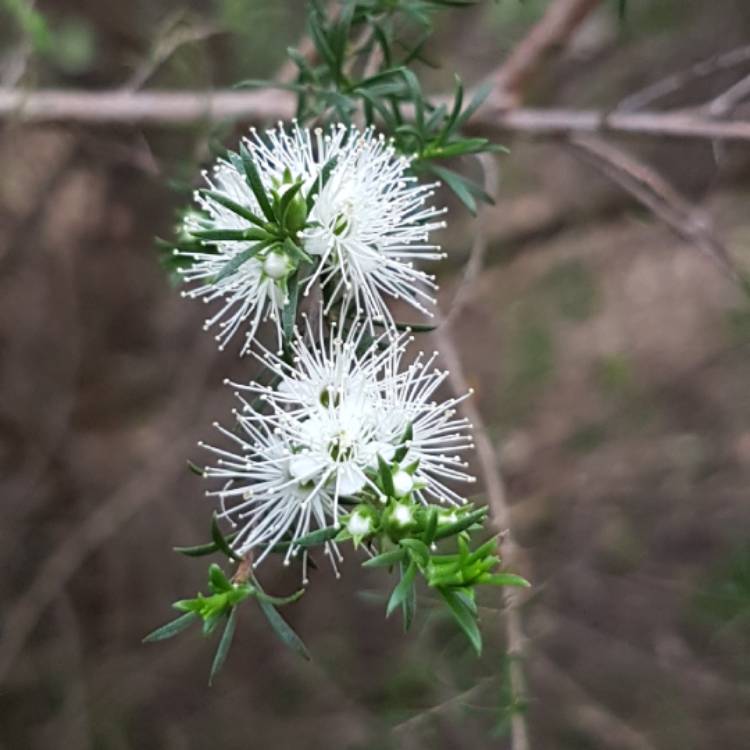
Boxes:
[567,134,742,282]
[2,89,749,145]
[706,71,750,118]
[492,0,602,107]
[617,44,750,113]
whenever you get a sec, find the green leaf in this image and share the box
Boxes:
[403,570,417,632]
[209,607,238,686]
[438,74,464,143]
[439,587,482,654]
[282,269,300,344]
[240,144,275,221]
[378,454,396,498]
[198,189,265,227]
[208,563,233,594]
[455,80,494,130]
[386,560,417,617]
[186,460,204,477]
[190,228,270,243]
[143,612,197,643]
[400,538,430,567]
[173,530,239,558]
[434,507,489,540]
[362,548,406,568]
[213,243,271,284]
[393,422,413,463]
[306,155,339,212]
[254,587,306,606]
[428,165,477,214]
[272,525,339,552]
[257,599,311,660]
[211,513,242,561]
[423,508,438,544]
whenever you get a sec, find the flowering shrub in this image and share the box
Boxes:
[146,0,527,684]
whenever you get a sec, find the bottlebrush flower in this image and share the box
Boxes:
[199,316,476,572]
[176,123,446,355]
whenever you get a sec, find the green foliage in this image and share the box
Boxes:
[239,0,504,211]
[144,561,306,684]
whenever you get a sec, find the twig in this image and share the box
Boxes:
[3,88,750,145]
[567,134,742,282]
[706,71,750,117]
[617,44,750,112]
[492,0,602,107]
[433,154,530,747]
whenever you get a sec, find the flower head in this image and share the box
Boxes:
[199,315,475,574]
[177,123,446,354]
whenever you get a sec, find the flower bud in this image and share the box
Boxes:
[392,469,414,498]
[263,250,292,280]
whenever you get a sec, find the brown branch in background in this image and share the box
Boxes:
[3,88,750,145]
[617,44,750,113]
[432,316,531,750]
[706,71,750,118]
[567,134,742,282]
[432,157,530,750]
[492,0,601,107]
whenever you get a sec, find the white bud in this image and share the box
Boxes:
[263,251,290,280]
[392,470,414,498]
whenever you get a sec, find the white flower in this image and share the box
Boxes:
[302,127,447,328]
[177,123,350,354]
[232,314,476,508]
[177,123,447,355]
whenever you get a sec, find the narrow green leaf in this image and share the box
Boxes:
[482,573,531,588]
[254,587,305,606]
[282,269,300,344]
[439,587,482,654]
[173,530,239,558]
[143,612,197,643]
[400,538,430,568]
[438,74,464,143]
[393,422,413,463]
[199,189,265,227]
[213,243,270,284]
[211,513,242,561]
[455,80,494,129]
[428,165,477,214]
[434,507,489,540]
[378,454,396,498]
[423,508,438,544]
[208,563,233,594]
[362,548,406,568]
[272,525,339,552]
[403,571,417,632]
[191,228,270,242]
[240,145,275,221]
[306,156,339,212]
[209,607,238,686]
[186,460,204,477]
[387,560,417,617]
[257,599,311,660]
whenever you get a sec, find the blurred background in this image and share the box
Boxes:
[2,1,750,748]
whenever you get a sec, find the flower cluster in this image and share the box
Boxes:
[200,316,475,574]
[148,118,526,673]
[177,123,447,354]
